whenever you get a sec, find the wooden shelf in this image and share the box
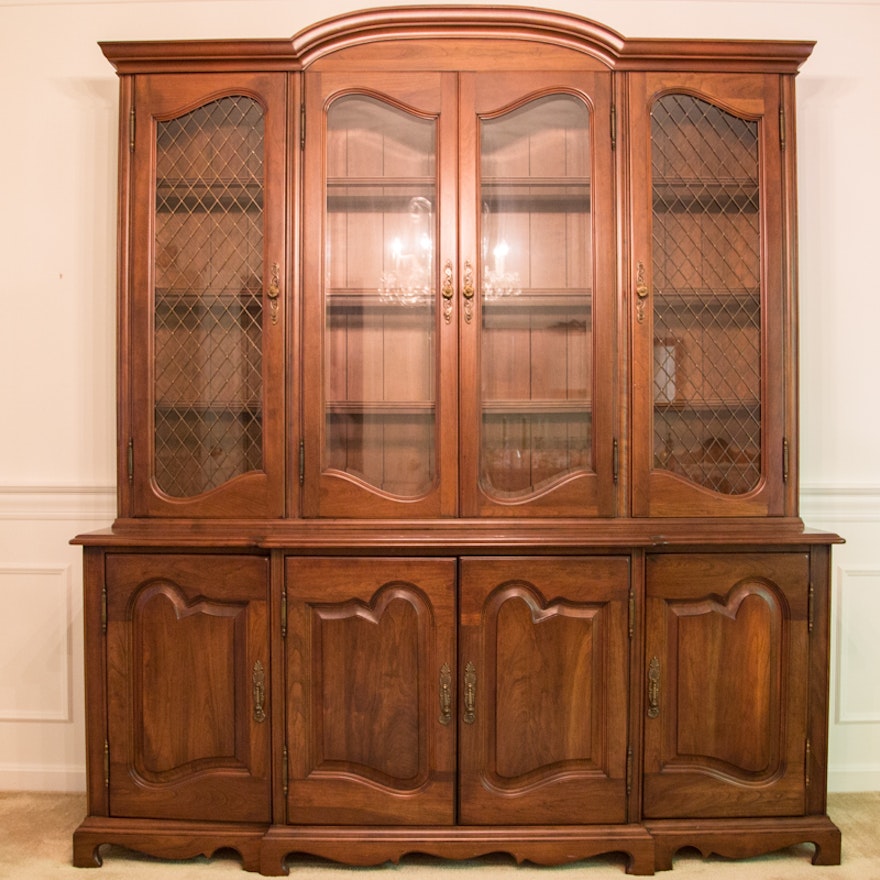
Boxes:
[326,401,436,416]
[653,398,759,414]
[156,178,263,212]
[652,177,759,212]
[482,399,592,415]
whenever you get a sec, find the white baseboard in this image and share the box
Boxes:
[0,763,86,793]
[828,766,880,794]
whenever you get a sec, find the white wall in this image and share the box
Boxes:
[0,0,877,793]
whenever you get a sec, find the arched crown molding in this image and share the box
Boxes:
[291,5,627,68]
[101,5,813,74]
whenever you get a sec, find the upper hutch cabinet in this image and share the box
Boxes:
[302,58,616,518]
[122,72,288,518]
[628,73,794,517]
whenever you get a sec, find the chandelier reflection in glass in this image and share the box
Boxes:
[379,196,434,305]
[481,202,521,301]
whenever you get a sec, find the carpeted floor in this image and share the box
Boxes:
[0,792,878,879]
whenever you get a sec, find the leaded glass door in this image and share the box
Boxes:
[127,74,287,518]
[630,74,788,517]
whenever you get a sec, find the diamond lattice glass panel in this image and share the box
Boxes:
[153,96,264,498]
[651,95,761,496]
[479,95,593,500]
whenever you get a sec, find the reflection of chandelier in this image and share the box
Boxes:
[379,196,434,305]
[482,240,522,300]
[480,201,521,301]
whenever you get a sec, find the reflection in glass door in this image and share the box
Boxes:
[324,95,438,498]
[478,95,594,502]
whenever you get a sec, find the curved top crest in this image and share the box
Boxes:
[100,5,813,74]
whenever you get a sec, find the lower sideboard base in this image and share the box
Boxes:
[259,824,656,876]
[71,815,844,876]
[645,815,842,871]
[72,816,267,873]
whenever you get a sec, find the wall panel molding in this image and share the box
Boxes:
[0,485,116,521]
[835,565,880,724]
[0,482,875,523]
[801,484,880,523]
[0,566,73,722]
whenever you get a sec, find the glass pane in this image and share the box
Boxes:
[324,95,437,497]
[153,96,265,498]
[479,95,593,500]
[651,95,761,495]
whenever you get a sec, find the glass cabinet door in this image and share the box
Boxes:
[630,74,787,517]
[302,73,458,518]
[128,74,286,518]
[460,72,616,517]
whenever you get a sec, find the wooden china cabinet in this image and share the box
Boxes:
[73,7,842,876]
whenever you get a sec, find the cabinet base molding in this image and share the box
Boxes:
[72,817,267,873]
[259,825,656,876]
[645,815,842,872]
[72,816,844,875]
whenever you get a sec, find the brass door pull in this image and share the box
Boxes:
[647,656,660,718]
[267,262,281,325]
[441,261,454,324]
[439,662,452,725]
[462,260,475,324]
[635,261,648,324]
[253,660,267,723]
[463,661,476,724]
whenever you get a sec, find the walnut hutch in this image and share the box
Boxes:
[73,7,843,875]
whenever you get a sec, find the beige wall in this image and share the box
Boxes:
[0,0,877,792]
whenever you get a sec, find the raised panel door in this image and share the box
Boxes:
[458,557,630,824]
[628,73,788,517]
[643,553,809,818]
[285,557,456,824]
[127,74,287,518]
[105,554,271,822]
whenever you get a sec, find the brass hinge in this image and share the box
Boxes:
[779,105,786,151]
[282,744,289,797]
[281,590,287,639]
[101,584,108,635]
[613,438,619,484]
[805,737,812,788]
[610,103,617,151]
[782,437,790,483]
[300,102,306,150]
[298,439,305,485]
[129,106,135,153]
[127,438,134,483]
[808,581,815,633]
[628,587,635,639]
[103,740,110,788]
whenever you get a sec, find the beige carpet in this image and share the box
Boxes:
[1,792,878,879]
